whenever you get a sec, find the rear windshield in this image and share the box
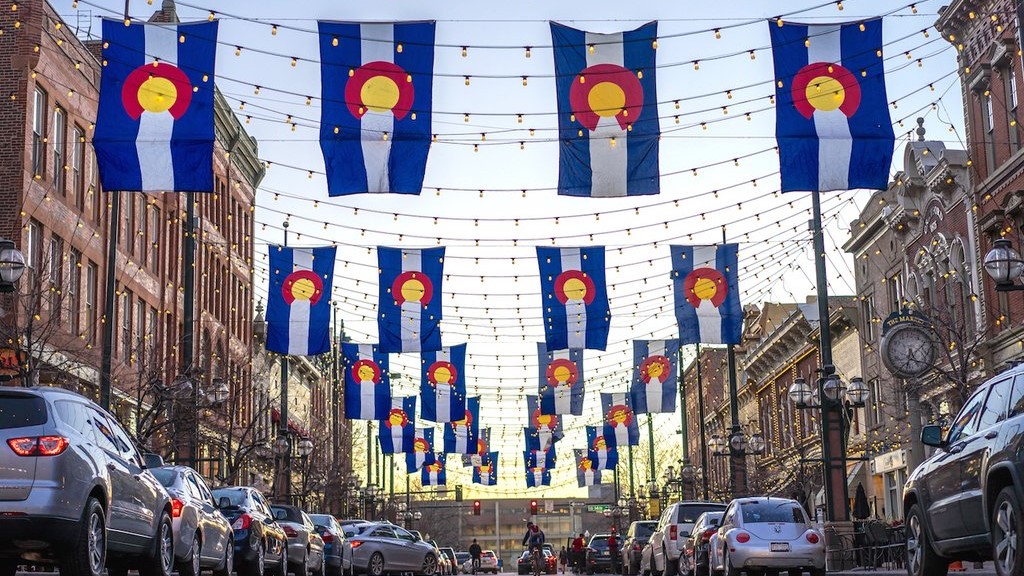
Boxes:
[633,523,656,538]
[344,523,372,537]
[588,537,609,550]
[150,468,177,488]
[309,514,335,528]
[0,394,47,430]
[271,506,302,522]
[740,502,806,524]
[212,489,247,507]
[482,551,495,559]
[677,504,726,523]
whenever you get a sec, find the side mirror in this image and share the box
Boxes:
[142,453,165,469]
[921,425,946,448]
[217,496,232,509]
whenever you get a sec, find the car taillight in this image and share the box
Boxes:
[735,532,750,544]
[700,528,715,543]
[805,531,820,544]
[7,436,69,457]
[171,498,184,518]
[284,526,298,537]
[322,533,334,543]
[351,541,363,549]
[232,514,252,530]
[633,544,641,551]
[669,525,677,540]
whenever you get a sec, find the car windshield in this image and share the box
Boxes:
[633,523,656,538]
[149,468,177,488]
[0,394,47,430]
[740,501,806,524]
[212,489,246,507]
[677,504,726,523]
[482,551,495,559]
[699,512,724,528]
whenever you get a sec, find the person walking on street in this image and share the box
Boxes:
[558,546,567,574]
[469,539,483,575]
[608,529,621,575]
[522,522,546,576]
[570,533,585,574]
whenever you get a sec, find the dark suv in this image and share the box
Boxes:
[213,486,288,576]
[903,366,1024,576]
[0,387,174,576]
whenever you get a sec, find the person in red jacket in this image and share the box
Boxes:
[608,529,621,574]
[570,534,585,574]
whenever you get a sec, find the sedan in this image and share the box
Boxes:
[708,497,824,576]
[150,466,234,576]
[310,514,346,576]
[680,511,722,576]
[272,505,326,576]
[622,521,658,575]
[213,486,289,576]
[345,522,439,576]
[462,550,498,574]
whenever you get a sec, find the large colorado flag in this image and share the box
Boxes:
[630,339,680,414]
[601,392,639,447]
[672,244,743,345]
[342,343,391,420]
[94,19,218,192]
[266,246,336,356]
[537,246,610,350]
[538,344,585,415]
[319,21,435,195]
[420,344,467,422]
[550,22,660,197]
[378,247,444,353]
[769,18,894,192]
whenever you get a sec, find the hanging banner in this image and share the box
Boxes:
[523,447,557,470]
[444,397,480,453]
[587,425,619,470]
[266,246,337,356]
[575,449,603,487]
[601,392,639,447]
[769,18,894,192]
[406,428,437,472]
[378,396,416,454]
[538,343,585,415]
[550,21,660,197]
[473,452,499,485]
[526,394,564,450]
[420,344,467,422]
[318,21,435,195]
[672,244,743,345]
[342,343,391,420]
[630,339,680,414]
[378,247,444,353]
[526,466,552,488]
[422,453,447,486]
[537,246,610,350]
[94,19,219,192]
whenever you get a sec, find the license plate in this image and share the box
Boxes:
[770,543,790,552]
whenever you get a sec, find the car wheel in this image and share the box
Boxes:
[905,503,949,576]
[59,496,106,576]
[139,512,174,576]
[245,540,266,576]
[178,532,202,576]
[368,552,385,576]
[214,540,234,576]
[293,552,308,576]
[271,546,289,576]
[994,486,1024,576]
[422,554,439,576]
[722,550,738,576]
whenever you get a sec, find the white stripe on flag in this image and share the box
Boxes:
[391,424,403,452]
[360,24,395,193]
[553,349,572,412]
[288,249,314,355]
[436,347,452,421]
[585,32,628,197]
[358,344,376,418]
[401,250,423,351]
[646,340,667,412]
[560,249,587,349]
[692,246,723,342]
[137,25,178,191]
[808,26,852,191]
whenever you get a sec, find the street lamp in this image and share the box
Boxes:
[0,239,26,292]
[984,238,1024,291]
[297,438,314,457]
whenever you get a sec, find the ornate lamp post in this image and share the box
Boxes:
[0,239,26,293]
[709,429,764,497]
[984,238,1024,291]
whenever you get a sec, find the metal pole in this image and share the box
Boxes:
[646,415,656,489]
[367,420,373,486]
[695,344,709,501]
[280,222,291,504]
[628,444,636,501]
[99,193,120,411]
[723,228,746,498]
[810,189,848,522]
[406,474,411,527]
[184,191,197,467]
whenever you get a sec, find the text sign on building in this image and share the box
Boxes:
[0,348,26,381]
[870,449,907,475]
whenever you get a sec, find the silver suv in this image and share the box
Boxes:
[648,501,727,576]
[0,387,174,576]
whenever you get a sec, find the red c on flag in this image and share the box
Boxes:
[683,268,728,309]
[122,62,193,120]
[345,61,415,120]
[791,62,861,120]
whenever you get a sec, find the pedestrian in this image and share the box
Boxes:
[608,528,620,574]
[558,546,567,574]
[571,533,585,574]
[469,538,482,575]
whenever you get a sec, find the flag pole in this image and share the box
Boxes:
[278,221,291,504]
[695,343,710,501]
[723,227,746,497]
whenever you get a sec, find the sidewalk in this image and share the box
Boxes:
[830,562,995,575]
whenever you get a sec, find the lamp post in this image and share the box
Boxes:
[663,460,696,501]
[296,437,314,507]
[984,238,1024,291]
[787,367,869,522]
[0,239,26,293]
[602,503,625,532]
[709,429,765,497]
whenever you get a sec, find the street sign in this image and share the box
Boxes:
[587,504,610,513]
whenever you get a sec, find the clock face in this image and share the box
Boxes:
[881,324,936,379]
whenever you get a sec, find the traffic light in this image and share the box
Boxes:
[530,500,538,516]
[455,485,463,502]
[473,500,481,516]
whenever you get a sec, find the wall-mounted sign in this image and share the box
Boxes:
[879,310,937,379]
[0,347,26,381]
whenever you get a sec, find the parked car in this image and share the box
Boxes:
[426,540,449,575]
[341,522,375,575]
[454,552,470,573]
[150,465,234,576]
[517,548,556,574]
[680,512,722,576]
[638,542,655,576]
[272,504,326,576]
[0,386,174,576]
[904,366,1024,576]
[622,521,658,575]
[649,501,727,576]
[585,534,613,574]
[212,486,288,576]
[310,513,346,576]
[462,550,498,574]
[344,521,439,575]
[707,497,824,576]
[439,547,458,575]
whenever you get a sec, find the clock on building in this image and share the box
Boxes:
[879,310,937,379]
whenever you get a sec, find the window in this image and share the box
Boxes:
[140,201,149,270]
[25,220,42,294]
[1010,375,1024,418]
[125,196,135,255]
[121,290,133,362]
[947,389,987,443]
[870,378,883,427]
[85,262,97,344]
[888,271,903,312]
[72,126,85,208]
[53,107,66,194]
[146,307,157,365]
[1010,66,1020,151]
[860,294,876,342]
[135,297,144,358]
[91,156,101,222]
[85,408,119,453]
[32,87,47,178]
[149,206,160,272]
[48,236,62,297]
[979,378,1012,430]
[69,249,81,336]
[984,94,997,173]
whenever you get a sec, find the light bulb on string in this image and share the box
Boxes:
[271,25,278,35]
[525,46,531,58]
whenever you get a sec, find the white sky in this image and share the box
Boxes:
[65,0,967,498]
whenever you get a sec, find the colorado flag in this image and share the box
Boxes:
[462,429,492,467]
[524,448,557,470]
[576,449,602,487]
[342,343,391,419]
[94,19,218,192]
[405,428,436,472]
[550,22,660,197]
[538,344,584,415]
[266,246,337,356]
[444,397,480,453]
[537,246,610,350]
[378,396,416,454]
[526,395,564,450]
[601,392,639,447]
[420,344,467,422]
[319,21,435,195]
[769,19,894,192]
[379,247,444,353]
[672,245,743,345]
[422,454,446,486]
[587,426,618,470]
[630,339,680,414]
[473,453,499,486]
[526,467,552,488]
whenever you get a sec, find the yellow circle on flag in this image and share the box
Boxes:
[357,365,376,381]
[362,76,401,113]
[692,277,718,301]
[647,362,664,380]
[805,76,845,112]
[552,365,572,383]
[433,366,452,384]
[400,278,425,302]
[562,277,588,301]
[589,82,626,118]
[290,277,318,301]
[138,76,177,113]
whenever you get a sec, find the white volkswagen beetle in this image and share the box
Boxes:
[707,497,824,576]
